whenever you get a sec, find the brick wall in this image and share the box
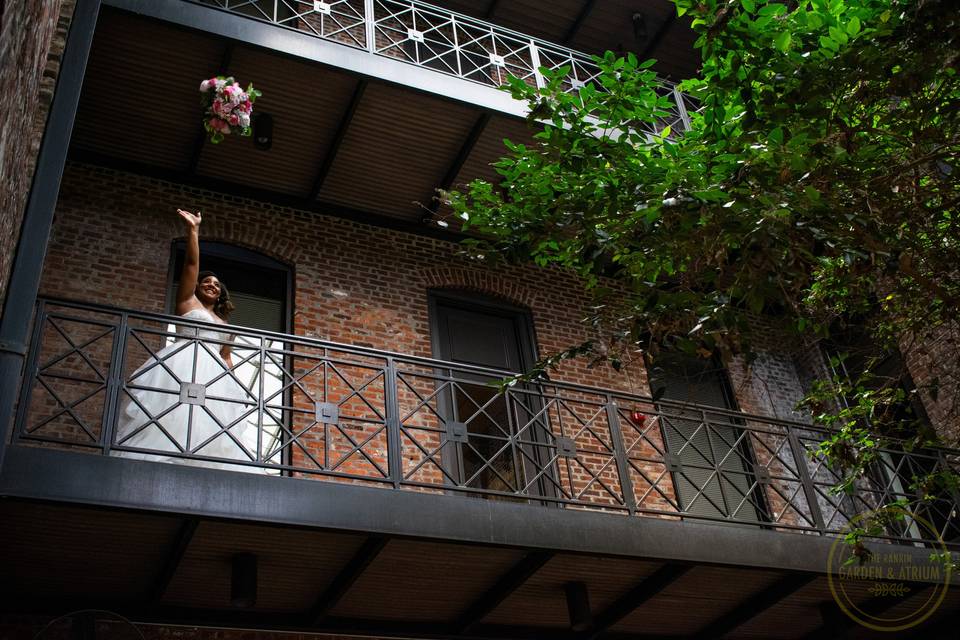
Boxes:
[902,322,960,446]
[0,0,75,316]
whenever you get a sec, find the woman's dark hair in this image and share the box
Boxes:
[197,270,236,321]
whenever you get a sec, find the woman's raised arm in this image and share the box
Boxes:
[174,209,201,315]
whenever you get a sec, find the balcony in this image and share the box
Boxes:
[72,0,697,233]
[10,297,960,537]
[4,298,960,636]
[188,0,697,133]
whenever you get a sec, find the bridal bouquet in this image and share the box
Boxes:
[199,76,262,143]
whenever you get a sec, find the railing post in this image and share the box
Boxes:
[605,396,637,515]
[529,40,544,90]
[255,336,266,465]
[787,425,827,533]
[385,356,403,489]
[100,311,129,455]
[364,0,376,53]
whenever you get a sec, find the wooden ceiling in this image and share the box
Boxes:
[70,8,534,228]
[5,499,959,639]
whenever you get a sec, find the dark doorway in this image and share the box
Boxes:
[168,241,291,332]
[649,352,766,522]
[429,292,547,497]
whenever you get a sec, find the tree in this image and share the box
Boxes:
[447,0,960,541]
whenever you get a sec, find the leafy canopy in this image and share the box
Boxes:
[447,0,960,521]
[449,0,958,411]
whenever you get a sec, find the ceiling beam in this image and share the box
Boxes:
[307,534,388,625]
[585,564,691,640]
[451,551,553,634]
[691,573,817,639]
[147,517,199,603]
[428,112,491,216]
[187,42,234,175]
[308,78,367,202]
[637,12,676,63]
[562,0,596,45]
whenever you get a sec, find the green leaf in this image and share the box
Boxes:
[829,26,849,45]
[847,16,861,35]
[775,31,792,52]
[741,0,756,14]
[768,127,784,145]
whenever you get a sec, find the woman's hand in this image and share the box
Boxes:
[177,208,201,229]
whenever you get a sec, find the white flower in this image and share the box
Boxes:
[239,113,250,127]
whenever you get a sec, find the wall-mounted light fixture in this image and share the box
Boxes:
[632,12,648,42]
[253,113,273,151]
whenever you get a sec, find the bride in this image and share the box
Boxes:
[114,208,264,472]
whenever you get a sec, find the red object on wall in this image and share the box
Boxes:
[630,411,646,425]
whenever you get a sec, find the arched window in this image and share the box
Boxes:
[166,241,292,333]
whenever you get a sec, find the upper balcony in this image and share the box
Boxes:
[72,0,699,234]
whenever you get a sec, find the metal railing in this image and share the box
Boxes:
[13,298,960,546]
[190,0,697,136]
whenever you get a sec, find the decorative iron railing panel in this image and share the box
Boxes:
[13,298,960,547]
[189,0,694,136]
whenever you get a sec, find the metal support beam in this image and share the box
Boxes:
[307,534,388,625]
[187,42,235,175]
[637,12,676,62]
[691,573,817,639]
[0,0,101,471]
[451,551,553,634]
[8,446,954,578]
[585,564,691,640]
[428,112,490,215]
[562,0,596,45]
[309,79,367,201]
[148,517,199,603]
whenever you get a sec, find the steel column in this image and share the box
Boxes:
[0,0,101,470]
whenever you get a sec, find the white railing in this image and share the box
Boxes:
[192,0,696,135]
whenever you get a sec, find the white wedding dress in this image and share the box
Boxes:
[114,308,266,472]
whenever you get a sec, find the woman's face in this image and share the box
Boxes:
[196,275,222,305]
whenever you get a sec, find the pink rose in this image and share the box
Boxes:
[209,118,230,134]
[199,80,211,92]
[229,114,239,126]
